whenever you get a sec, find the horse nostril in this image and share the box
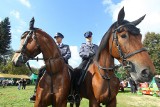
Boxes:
[141,69,150,78]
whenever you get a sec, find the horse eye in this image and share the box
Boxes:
[121,34,127,38]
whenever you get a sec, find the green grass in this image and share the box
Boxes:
[0,86,159,107]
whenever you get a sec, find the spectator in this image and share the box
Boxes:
[22,79,27,89]
[129,77,137,93]
[17,79,23,90]
[2,79,8,88]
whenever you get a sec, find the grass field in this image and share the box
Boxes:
[0,85,159,107]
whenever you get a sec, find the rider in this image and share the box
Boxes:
[54,32,71,64]
[74,31,98,102]
[29,32,71,102]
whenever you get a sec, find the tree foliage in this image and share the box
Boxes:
[0,17,11,55]
[115,66,128,80]
[0,58,31,75]
[0,53,38,75]
[143,32,160,74]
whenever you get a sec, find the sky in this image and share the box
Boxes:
[0,0,160,68]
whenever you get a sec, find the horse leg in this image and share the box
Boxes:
[76,101,80,107]
[34,96,47,107]
[70,103,74,107]
[58,100,67,107]
[89,99,99,107]
[105,97,116,107]
[34,88,48,107]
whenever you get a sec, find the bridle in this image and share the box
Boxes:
[111,25,147,65]
[95,24,147,79]
[15,29,41,63]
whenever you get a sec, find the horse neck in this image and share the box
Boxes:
[98,47,114,68]
[36,31,61,60]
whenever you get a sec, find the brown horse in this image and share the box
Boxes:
[12,27,71,107]
[74,7,156,107]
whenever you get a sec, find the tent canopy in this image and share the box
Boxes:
[0,73,30,79]
[149,77,160,91]
[30,73,38,80]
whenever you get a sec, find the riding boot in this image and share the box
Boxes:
[74,85,81,103]
[74,72,82,103]
[29,87,37,102]
[29,79,38,102]
[67,68,75,103]
[73,60,89,103]
[29,66,46,102]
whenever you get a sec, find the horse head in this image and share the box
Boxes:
[96,7,156,83]
[12,18,60,67]
[12,30,41,67]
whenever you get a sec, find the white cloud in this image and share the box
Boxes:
[103,0,160,37]
[10,10,20,19]
[103,0,112,5]
[69,46,81,68]
[10,10,27,40]
[0,17,2,22]
[18,0,31,8]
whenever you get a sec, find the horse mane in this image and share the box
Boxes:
[21,28,54,42]
[95,20,141,61]
[95,24,114,61]
[36,28,54,41]
[21,31,30,39]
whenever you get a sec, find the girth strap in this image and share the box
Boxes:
[48,58,54,107]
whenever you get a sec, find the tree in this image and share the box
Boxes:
[1,58,32,75]
[143,32,160,74]
[0,17,11,55]
[115,66,128,80]
[0,52,33,75]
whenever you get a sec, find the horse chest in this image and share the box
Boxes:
[92,78,119,102]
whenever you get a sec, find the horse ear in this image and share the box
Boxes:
[117,7,125,25]
[131,14,146,26]
[29,17,35,30]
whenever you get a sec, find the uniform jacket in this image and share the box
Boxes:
[79,42,98,60]
[58,43,71,63]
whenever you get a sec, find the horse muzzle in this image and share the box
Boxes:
[126,61,154,82]
[12,53,29,67]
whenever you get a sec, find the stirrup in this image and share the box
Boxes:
[67,95,75,103]
[29,95,36,103]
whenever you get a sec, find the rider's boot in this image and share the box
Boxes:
[29,66,46,103]
[74,88,81,103]
[67,67,75,103]
[29,93,36,102]
[74,78,81,103]
[67,95,75,103]
[29,85,37,102]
